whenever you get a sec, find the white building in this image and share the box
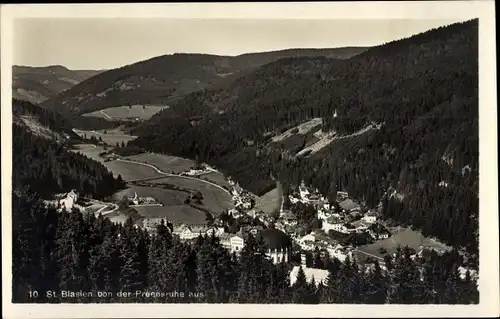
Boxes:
[289,266,329,287]
[282,211,298,226]
[289,194,300,204]
[131,192,139,205]
[298,233,316,251]
[362,211,378,223]
[298,181,311,202]
[173,225,207,241]
[322,216,344,233]
[143,217,168,232]
[336,191,349,199]
[242,201,253,210]
[220,234,245,254]
[317,208,335,221]
[59,189,79,212]
[327,244,353,262]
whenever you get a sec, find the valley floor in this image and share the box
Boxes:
[72,142,237,224]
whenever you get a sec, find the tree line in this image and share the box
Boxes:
[13,188,478,304]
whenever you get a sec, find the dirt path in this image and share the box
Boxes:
[116,158,231,195]
[100,110,113,120]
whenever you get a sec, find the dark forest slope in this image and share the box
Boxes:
[13,98,79,143]
[131,20,479,253]
[41,48,367,116]
[12,99,125,198]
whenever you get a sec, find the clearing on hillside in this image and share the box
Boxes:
[73,128,137,146]
[82,104,169,121]
[271,118,323,143]
[255,182,283,215]
[70,144,108,162]
[355,227,453,263]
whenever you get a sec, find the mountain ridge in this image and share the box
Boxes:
[40,47,367,116]
[12,65,103,104]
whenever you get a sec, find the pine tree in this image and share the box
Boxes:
[387,247,426,304]
[118,218,143,300]
[291,266,309,303]
[363,261,388,304]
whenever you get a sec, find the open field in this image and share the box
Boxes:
[354,228,453,262]
[73,128,137,146]
[70,144,108,162]
[255,183,283,215]
[82,104,169,121]
[112,185,206,224]
[125,152,194,174]
[113,185,186,206]
[200,172,230,189]
[148,176,233,214]
[105,160,163,180]
[72,144,233,222]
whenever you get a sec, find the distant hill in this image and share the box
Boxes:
[40,47,367,116]
[12,65,103,104]
[131,20,478,254]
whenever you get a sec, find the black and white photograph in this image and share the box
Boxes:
[1,2,498,318]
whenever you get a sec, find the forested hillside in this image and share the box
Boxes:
[13,98,79,142]
[13,191,478,304]
[13,65,102,104]
[131,20,479,253]
[41,48,367,116]
[13,124,125,199]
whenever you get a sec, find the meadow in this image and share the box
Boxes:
[148,176,233,215]
[355,227,453,262]
[73,128,137,146]
[112,185,206,224]
[104,160,163,181]
[82,104,169,121]
[70,144,107,162]
[254,182,283,215]
[125,152,194,174]
[200,172,231,189]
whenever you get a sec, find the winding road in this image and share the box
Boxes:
[116,158,231,195]
[95,203,119,215]
[100,110,113,120]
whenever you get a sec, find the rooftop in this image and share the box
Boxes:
[326,216,342,224]
[255,228,292,250]
[339,198,360,211]
[289,266,329,286]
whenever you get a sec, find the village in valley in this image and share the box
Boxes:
[52,148,470,288]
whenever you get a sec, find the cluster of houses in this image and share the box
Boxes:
[127,192,160,206]
[179,163,214,177]
[228,179,255,211]
[271,181,393,264]
[296,232,354,262]
[287,181,391,240]
[141,217,291,264]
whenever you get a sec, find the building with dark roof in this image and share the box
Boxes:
[255,228,293,264]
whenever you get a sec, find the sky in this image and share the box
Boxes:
[13,18,464,70]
